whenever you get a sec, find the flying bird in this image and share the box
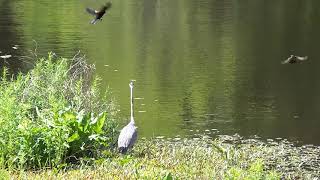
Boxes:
[282,55,308,64]
[118,80,138,154]
[86,2,112,24]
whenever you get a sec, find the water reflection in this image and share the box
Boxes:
[1,0,320,144]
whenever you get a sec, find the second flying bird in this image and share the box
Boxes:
[86,2,112,24]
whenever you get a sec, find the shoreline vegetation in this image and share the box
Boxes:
[0,53,319,179]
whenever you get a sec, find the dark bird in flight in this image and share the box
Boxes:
[86,2,112,24]
[282,55,308,64]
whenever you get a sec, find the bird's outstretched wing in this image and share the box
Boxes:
[282,58,291,64]
[86,7,97,15]
[282,55,294,64]
[296,56,308,61]
[100,2,112,11]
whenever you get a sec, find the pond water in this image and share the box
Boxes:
[1,0,320,145]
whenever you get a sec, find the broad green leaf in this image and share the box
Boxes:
[67,132,80,142]
[79,113,90,132]
[63,112,76,121]
[162,172,173,180]
[94,112,106,134]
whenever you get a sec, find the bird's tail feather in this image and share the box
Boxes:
[90,19,98,24]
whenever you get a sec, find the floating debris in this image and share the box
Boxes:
[189,130,194,132]
[156,136,165,139]
[173,137,181,141]
[154,99,158,102]
[141,104,145,106]
[302,144,315,148]
[138,110,146,113]
[211,129,218,131]
[252,135,261,139]
[114,69,118,72]
[0,55,12,59]
[205,129,210,132]
[104,64,109,67]
[12,45,19,50]
[134,97,144,100]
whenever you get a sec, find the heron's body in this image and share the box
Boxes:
[118,119,137,153]
[86,2,112,24]
[118,81,138,153]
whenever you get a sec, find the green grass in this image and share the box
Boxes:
[7,137,281,179]
[7,136,318,179]
[0,52,118,169]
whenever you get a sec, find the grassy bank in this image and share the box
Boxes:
[0,53,319,179]
[2,137,279,179]
[4,136,320,179]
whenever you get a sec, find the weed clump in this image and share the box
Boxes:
[0,52,117,169]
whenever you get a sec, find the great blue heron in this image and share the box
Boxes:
[118,80,138,153]
[282,55,308,64]
[86,2,112,24]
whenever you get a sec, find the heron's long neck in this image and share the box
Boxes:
[130,86,134,123]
